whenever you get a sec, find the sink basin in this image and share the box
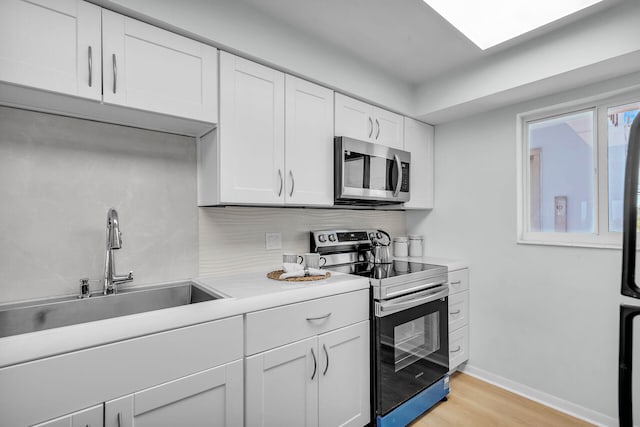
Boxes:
[0,281,222,338]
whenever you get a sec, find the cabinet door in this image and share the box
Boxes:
[334,93,374,142]
[102,10,217,123]
[449,325,469,372]
[0,0,101,101]
[33,404,103,427]
[403,118,435,209]
[246,337,318,427]
[318,321,370,427]
[374,108,404,149]
[219,52,285,205]
[448,291,469,332]
[285,75,334,206]
[105,361,243,427]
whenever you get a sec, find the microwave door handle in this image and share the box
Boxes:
[393,154,402,197]
[379,287,448,315]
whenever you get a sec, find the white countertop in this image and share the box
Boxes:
[0,271,368,369]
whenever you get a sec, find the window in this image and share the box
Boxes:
[518,92,640,248]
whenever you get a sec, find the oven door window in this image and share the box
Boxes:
[375,297,448,415]
[394,312,440,372]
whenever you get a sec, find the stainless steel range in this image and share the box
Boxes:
[310,229,450,427]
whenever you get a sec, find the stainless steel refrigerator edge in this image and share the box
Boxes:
[619,112,640,426]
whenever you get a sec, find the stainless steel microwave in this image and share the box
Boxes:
[334,137,410,205]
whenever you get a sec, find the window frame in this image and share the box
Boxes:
[517,89,640,249]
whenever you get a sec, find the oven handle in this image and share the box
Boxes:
[384,280,446,299]
[377,287,448,317]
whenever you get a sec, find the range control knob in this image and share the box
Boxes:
[328,234,337,242]
[318,234,327,243]
[376,232,382,239]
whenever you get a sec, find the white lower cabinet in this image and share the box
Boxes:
[105,360,243,427]
[317,321,370,427]
[33,404,103,427]
[447,268,470,372]
[246,321,369,427]
[244,289,370,427]
[3,317,243,427]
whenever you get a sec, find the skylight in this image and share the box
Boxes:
[424,0,604,50]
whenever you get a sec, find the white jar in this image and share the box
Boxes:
[393,236,408,257]
[408,235,423,257]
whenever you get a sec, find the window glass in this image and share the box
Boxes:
[608,103,640,232]
[527,110,595,233]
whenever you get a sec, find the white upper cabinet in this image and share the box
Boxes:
[200,53,334,207]
[102,10,218,123]
[285,75,334,206]
[218,52,285,205]
[404,117,435,209]
[334,93,404,149]
[0,0,102,101]
[0,0,217,135]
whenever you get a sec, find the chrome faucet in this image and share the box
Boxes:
[104,208,133,295]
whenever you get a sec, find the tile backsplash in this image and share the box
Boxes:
[199,206,406,276]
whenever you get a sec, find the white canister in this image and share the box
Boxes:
[392,236,408,257]
[408,235,424,257]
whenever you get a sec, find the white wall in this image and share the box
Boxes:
[0,107,199,303]
[407,72,640,424]
[414,0,640,124]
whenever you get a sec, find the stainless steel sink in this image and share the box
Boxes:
[0,282,222,338]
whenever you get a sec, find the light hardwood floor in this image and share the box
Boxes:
[409,372,594,427]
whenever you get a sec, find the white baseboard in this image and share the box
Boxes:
[459,364,617,427]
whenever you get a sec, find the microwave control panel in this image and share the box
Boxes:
[401,163,410,192]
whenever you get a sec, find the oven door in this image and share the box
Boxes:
[374,287,449,416]
[335,136,410,204]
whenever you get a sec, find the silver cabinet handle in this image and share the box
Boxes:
[117,412,122,427]
[450,346,461,353]
[289,170,294,197]
[451,280,462,285]
[306,313,331,321]
[322,343,329,375]
[277,169,283,196]
[375,118,380,139]
[393,154,402,197]
[88,46,92,87]
[450,309,461,315]
[112,54,117,94]
[368,116,373,138]
[311,348,317,380]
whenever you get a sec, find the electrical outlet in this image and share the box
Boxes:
[265,232,282,250]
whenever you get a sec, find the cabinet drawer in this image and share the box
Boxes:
[449,325,469,372]
[448,268,469,295]
[245,289,369,356]
[448,291,469,332]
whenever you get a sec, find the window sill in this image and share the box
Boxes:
[516,238,622,250]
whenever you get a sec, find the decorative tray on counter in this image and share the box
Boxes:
[266,270,331,282]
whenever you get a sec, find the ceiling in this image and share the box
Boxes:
[236,0,621,86]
